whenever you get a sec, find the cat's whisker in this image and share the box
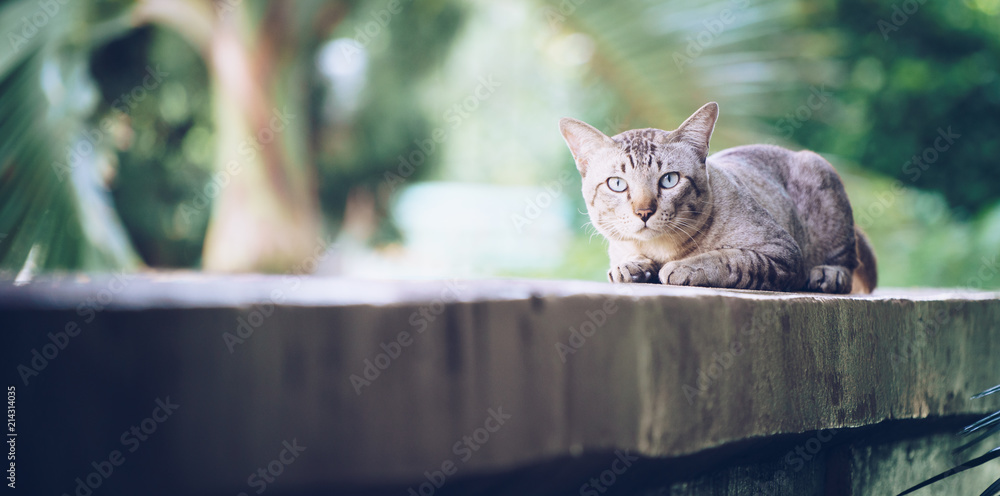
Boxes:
[670,226,700,252]
[671,219,705,251]
[676,217,709,237]
[591,218,624,243]
[674,215,706,228]
[664,223,700,251]
[674,210,703,217]
[581,221,607,244]
[673,218,706,237]
[588,225,605,243]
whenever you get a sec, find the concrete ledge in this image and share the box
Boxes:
[2,275,999,495]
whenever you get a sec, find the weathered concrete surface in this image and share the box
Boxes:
[848,430,1000,496]
[629,419,998,496]
[1,275,999,495]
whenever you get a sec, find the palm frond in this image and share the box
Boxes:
[555,0,823,145]
[973,385,1000,400]
[956,423,1000,455]
[896,383,1000,495]
[963,409,1000,437]
[981,477,1000,496]
[897,447,1000,496]
[0,0,140,276]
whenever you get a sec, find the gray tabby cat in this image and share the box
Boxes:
[559,102,876,293]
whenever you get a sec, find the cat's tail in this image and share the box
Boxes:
[851,226,878,294]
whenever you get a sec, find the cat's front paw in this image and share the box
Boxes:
[659,262,710,287]
[807,265,851,294]
[609,258,658,283]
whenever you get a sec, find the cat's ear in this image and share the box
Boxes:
[672,102,719,159]
[559,117,615,177]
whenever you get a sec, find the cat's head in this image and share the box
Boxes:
[559,102,718,243]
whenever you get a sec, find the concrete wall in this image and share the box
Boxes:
[2,276,998,495]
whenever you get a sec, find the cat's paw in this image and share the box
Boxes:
[609,258,657,283]
[807,265,851,294]
[659,262,710,287]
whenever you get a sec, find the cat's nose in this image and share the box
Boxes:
[635,208,655,222]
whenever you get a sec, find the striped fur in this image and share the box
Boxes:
[559,102,877,294]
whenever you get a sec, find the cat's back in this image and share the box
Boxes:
[707,144,801,184]
[705,144,834,252]
[705,144,803,215]
[706,143,859,274]
[708,143,846,201]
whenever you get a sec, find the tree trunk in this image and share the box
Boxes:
[139,0,324,272]
[200,14,321,272]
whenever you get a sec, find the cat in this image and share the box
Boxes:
[559,102,876,294]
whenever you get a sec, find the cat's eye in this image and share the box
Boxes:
[659,172,680,189]
[606,177,628,192]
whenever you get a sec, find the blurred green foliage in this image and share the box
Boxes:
[0,0,997,288]
[93,27,215,267]
[0,0,140,273]
[315,1,467,245]
[794,0,1000,216]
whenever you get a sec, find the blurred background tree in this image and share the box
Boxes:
[800,0,1000,216]
[0,0,997,287]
